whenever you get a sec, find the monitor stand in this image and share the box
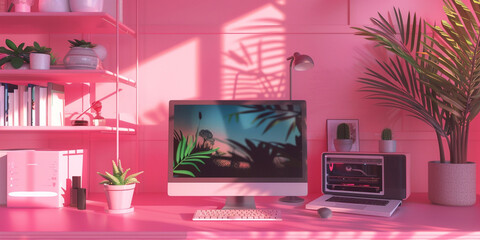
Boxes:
[279,196,304,203]
[222,196,256,209]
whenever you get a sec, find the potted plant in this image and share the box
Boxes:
[334,123,353,152]
[379,128,396,153]
[0,39,31,69]
[26,41,53,70]
[353,0,478,206]
[64,39,99,69]
[97,159,143,213]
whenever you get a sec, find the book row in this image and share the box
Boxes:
[0,83,65,127]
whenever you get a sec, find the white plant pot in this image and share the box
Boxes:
[379,140,396,153]
[428,161,476,206]
[64,47,100,69]
[13,0,34,12]
[69,0,104,12]
[104,184,135,213]
[2,62,30,70]
[334,139,353,152]
[38,0,70,12]
[30,53,51,70]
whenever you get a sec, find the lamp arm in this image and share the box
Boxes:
[288,57,294,100]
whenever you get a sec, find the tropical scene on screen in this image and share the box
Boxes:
[173,104,303,178]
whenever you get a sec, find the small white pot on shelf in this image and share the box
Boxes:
[69,0,104,12]
[38,0,70,12]
[13,0,34,12]
[30,53,51,70]
[64,47,100,69]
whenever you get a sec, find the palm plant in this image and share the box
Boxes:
[352,0,480,164]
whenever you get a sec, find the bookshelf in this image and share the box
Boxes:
[0,1,138,162]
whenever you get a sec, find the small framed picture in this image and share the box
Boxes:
[326,119,360,152]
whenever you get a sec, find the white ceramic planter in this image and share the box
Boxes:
[30,53,51,70]
[38,0,70,12]
[69,0,104,12]
[2,62,30,70]
[13,0,34,12]
[379,140,396,153]
[104,184,135,213]
[428,161,476,206]
[64,47,99,69]
[334,139,353,152]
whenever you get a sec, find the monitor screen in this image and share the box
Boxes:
[168,100,307,197]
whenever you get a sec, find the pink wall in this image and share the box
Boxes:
[2,0,479,195]
[128,0,480,195]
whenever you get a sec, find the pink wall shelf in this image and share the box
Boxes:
[0,12,134,35]
[0,69,135,86]
[0,126,135,133]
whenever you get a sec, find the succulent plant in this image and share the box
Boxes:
[381,128,393,140]
[97,159,143,185]
[0,39,32,69]
[25,41,52,54]
[336,123,351,140]
[68,39,96,48]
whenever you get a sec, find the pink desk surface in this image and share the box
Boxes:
[0,193,479,239]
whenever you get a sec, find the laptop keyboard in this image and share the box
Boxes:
[326,196,389,206]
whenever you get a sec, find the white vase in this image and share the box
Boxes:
[333,139,353,152]
[30,53,51,70]
[428,161,476,206]
[379,140,396,153]
[64,47,99,69]
[38,0,70,12]
[69,0,104,12]
[13,0,33,12]
[104,184,135,213]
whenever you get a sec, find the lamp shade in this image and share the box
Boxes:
[292,52,314,71]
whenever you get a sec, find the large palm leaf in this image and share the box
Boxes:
[353,8,449,162]
[354,0,480,163]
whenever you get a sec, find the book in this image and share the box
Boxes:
[31,84,36,126]
[13,89,19,126]
[7,92,13,126]
[18,85,27,126]
[34,85,41,126]
[38,87,47,126]
[47,83,65,126]
[27,85,32,126]
[0,84,4,126]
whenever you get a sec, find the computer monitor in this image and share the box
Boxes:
[168,100,307,209]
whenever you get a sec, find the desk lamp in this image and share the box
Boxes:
[280,52,314,203]
[287,52,314,100]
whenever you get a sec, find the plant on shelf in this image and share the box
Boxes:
[0,39,31,69]
[353,0,479,205]
[25,41,54,70]
[334,123,353,152]
[68,39,96,48]
[64,39,99,69]
[97,160,143,213]
[379,128,396,153]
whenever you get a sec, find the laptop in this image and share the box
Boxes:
[306,153,410,217]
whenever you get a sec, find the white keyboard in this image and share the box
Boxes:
[193,209,282,221]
